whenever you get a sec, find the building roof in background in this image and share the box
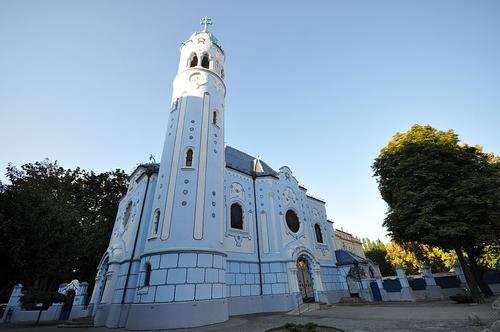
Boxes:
[130,146,279,181]
[335,249,367,266]
[225,145,278,177]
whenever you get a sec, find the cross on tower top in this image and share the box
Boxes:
[200,16,212,32]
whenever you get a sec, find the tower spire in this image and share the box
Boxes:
[200,16,213,32]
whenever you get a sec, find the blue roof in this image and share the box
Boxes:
[130,146,277,180]
[335,249,367,266]
[225,146,278,177]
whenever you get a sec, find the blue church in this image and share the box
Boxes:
[88,18,355,330]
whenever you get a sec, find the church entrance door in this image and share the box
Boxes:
[296,257,314,302]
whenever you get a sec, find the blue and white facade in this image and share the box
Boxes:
[88,20,349,330]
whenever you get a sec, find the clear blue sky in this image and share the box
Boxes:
[1,1,499,242]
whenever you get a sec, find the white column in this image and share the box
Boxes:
[287,264,300,293]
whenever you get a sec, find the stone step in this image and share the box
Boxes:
[287,302,321,315]
[339,296,368,304]
[58,316,94,328]
[58,323,94,328]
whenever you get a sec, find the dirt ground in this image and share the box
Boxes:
[1,299,498,332]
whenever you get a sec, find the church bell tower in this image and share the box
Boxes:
[128,17,228,330]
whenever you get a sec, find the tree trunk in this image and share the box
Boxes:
[455,247,484,304]
[466,247,493,297]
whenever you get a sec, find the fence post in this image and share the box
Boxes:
[454,264,467,287]
[396,266,415,302]
[2,284,23,323]
[421,266,444,300]
[375,277,389,301]
[74,282,89,306]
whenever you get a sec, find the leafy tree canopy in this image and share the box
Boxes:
[373,124,500,250]
[361,238,395,276]
[373,124,500,302]
[0,159,128,300]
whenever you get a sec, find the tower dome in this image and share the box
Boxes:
[177,16,226,81]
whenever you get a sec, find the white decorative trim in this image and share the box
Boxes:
[268,192,279,252]
[193,93,210,240]
[229,182,245,201]
[161,94,187,240]
[260,212,270,254]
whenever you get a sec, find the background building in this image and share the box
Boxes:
[334,228,365,258]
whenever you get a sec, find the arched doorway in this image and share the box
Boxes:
[296,256,315,303]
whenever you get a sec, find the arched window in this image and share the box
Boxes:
[314,224,323,243]
[151,209,160,237]
[369,266,375,279]
[201,54,209,69]
[212,110,218,126]
[144,263,152,287]
[189,54,198,67]
[230,203,243,230]
[122,201,132,227]
[285,210,300,233]
[185,149,193,167]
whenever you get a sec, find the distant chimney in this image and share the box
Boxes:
[252,158,264,174]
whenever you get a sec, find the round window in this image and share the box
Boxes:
[285,210,300,233]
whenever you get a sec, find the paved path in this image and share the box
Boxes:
[1,300,498,332]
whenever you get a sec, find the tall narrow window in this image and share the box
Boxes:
[122,201,132,227]
[201,54,209,69]
[221,68,225,79]
[230,203,243,230]
[144,263,152,287]
[314,224,324,243]
[185,149,193,167]
[212,110,218,126]
[190,54,198,67]
[151,209,160,237]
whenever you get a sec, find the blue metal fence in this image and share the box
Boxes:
[383,279,402,292]
[483,271,500,284]
[435,275,461,289]
[408,278,427,291]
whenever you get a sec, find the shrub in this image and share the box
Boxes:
[20,290,67,310]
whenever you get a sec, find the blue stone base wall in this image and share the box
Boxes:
[227,293,297,315]
[320,290,349,303]
[136,252,226,303]
[321,266,348,292]
[226,261,289,297]
[125,298,228,330]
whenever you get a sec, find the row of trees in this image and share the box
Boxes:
[0,160,128,301]
[362,238,498,277]
[372,124,500,303]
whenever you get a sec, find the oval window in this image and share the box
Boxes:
[285,210,300,233]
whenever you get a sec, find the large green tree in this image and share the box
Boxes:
[361,238,395,276]
[0,160,127,301]
[373,124,500,303]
